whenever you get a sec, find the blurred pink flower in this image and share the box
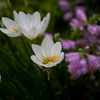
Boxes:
[58,0,70,11]
[87,25,97,35]
[65,52,80,62]
[88,55,100,70]
[68,58,88,76]
[63,11,73,21]
[66,52,88,79]
[70,18,84,30]
[75,6,86,12]
[44,32,53,39]
[76,9,87,22]
[61,40,75,50]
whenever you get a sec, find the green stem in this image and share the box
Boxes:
[24,0,28,13]
[6,0,13,15]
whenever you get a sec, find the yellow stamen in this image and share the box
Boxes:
[41,54,59,64]
[10,28,19,33]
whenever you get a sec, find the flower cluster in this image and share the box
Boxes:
[1,8,100,81]
[70,9,86,30]
[1,0,100,100]
[65,52,100,79]
[0,10,64,68]
[58,0,86,21]
[69,7,100,51]
[58,0,100,80]
[0,11,50,40]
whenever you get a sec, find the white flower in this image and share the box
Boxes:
[18,11,50,40]
[31,36,64,67]
[0,11,21,37]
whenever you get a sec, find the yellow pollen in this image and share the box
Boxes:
[10,28,19,33]
[41,54,59,64]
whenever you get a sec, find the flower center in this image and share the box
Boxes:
[41,54,59,64]
[10,28,19,33]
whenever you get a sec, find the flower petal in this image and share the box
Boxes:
[18,11,30,31]
[0,28,9,33]
[29,26,38,39]
[0,28,21,37]
[30,11,41,29]
[2,17,17,30]
[7,32,21,37]
[43,63,54,67]
[32,44,46,61]
[56,52,64,64]
[50,42,62,56]
[41,13,50,33]
[41,36,54,57]
[38,17,46,34]
[20,27,30,38]
[13,10,18,24]
[20,25,38,40]
[45,13,50,27]
[31,55,45,66]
